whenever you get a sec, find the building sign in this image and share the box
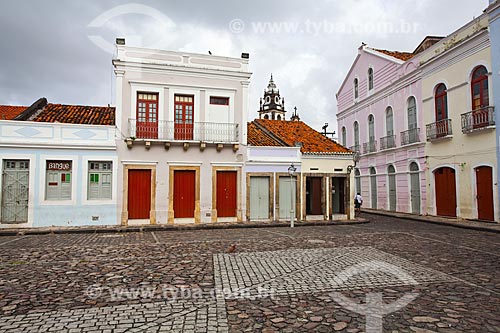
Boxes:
[47,161,72,171]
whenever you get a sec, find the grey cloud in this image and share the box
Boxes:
[0,0,488,134]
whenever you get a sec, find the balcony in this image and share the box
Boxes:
[379,135,396,150]
[426,119,452,141]
[461,106,495,134]
[128,119,239,143]
[362,140,377,154]
[349,144,361,154]
[400,128,420,146]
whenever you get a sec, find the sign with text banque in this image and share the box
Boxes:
[47,160,72,171]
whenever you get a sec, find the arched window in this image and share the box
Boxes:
[354,78,359,99]
[407,97,418,144]
[277,115,281,120]
[368,115,375,139]
[264,114,269,119]
[341,127,347,146]
[471,66,489,110]
[409,162,420,214]
[388,165,396,211]
[368,68,374,91]
[385,107,393,136]
[353,121,360,151]
[355,169,361,194]
[435,84,448,121]
[366,114,375,153]
[370,167,377,208]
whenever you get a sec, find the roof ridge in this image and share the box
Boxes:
[47,103,115,109]
[253,119,290,147]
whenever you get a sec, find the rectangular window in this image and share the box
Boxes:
[46,160,72,200]
[88,161,112,200]
[136,92,159,139]
[174,95,195,140]
[210,96,229,105]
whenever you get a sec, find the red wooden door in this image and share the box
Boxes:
[307,177,323,215]
[174,95,194,140]
[174,170,195,218]
[217,171,237,217]
[476,166,494,221]
[128,169,151,219]
[136,93,158,139]
[434,167,456,217]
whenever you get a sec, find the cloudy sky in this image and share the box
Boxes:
[0,0,488,133]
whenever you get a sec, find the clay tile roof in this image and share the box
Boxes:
[252,119,351,154]
[0,105,27,120]
[33,103,115,125]
[247,121,283,146]
[373,48,414,61]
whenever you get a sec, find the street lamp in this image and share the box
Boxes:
[288,163,297,228]
[346,152,361,220]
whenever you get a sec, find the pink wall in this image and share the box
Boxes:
[336,46,427,214]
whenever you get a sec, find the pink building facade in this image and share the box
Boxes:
[336,44,428,214]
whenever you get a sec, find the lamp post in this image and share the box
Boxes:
[288,163,297,228]
[346,152,361,219]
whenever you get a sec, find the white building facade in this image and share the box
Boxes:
[113,42,252,225]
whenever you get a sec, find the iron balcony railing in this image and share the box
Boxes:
[362,140,377,154]
[379,135,396,150]
[461,106,495,133]
[128,119,239,143]
[349,144,361,153]
[400,128,420,146]
[426,119,452,141]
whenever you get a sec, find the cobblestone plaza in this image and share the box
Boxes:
[0,214,499,332]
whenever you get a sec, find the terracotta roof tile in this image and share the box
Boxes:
[373,48,414,61]
[33,103,115,125]
[247,122,283,146]
[0,105,27,120]
[251,119,351,154]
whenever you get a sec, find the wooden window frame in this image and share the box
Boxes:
[435,84,448,121]
[88,161,112,200]
[45,160,72,201]
[471,66,489,110]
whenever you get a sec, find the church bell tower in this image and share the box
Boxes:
[258,74,286,120]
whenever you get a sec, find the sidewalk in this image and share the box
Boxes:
[0,218,369,236]
[362,208,500,234]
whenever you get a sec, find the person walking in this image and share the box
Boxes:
[354,192,363,216]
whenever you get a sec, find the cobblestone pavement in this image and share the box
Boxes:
[0,213,499,332]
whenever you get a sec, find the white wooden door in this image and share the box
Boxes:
[410,163,421,214]
[279,177,296,219]
[2,160,29,223]
[250,177,269,219]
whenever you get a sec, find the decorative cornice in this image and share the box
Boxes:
[337,69,422,120]
[420,29,490,76]
[113,60,252,81]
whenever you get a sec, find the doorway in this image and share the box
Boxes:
[476,166,494,221]
[306,177,323,215]
[331,177,346,214]
[250,176,270,220]
[434,167,456,217]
